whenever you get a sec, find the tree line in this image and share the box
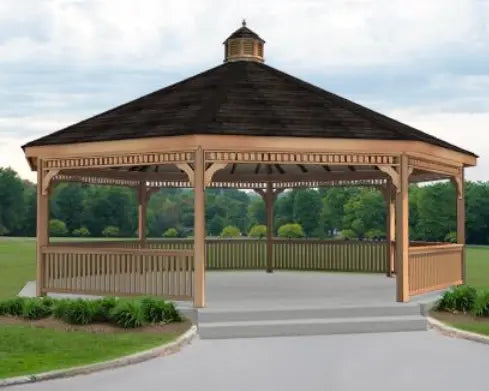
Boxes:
[1,166,489,244]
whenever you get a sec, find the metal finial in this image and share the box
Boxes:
[242,19,246,27]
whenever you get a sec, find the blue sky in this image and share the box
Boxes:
[1,0,488,181]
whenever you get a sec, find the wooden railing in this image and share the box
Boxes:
[50,238,387,273]
[41,245,194,300]
[408,243,463,296]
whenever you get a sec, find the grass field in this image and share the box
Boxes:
[0,324,177,379]
[1,237,488,298]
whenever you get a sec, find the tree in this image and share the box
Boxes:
[278,223,304,238]
[51,183,84,233]
[49,219,68,236]
[0,168,26,235]
[163,228,178,238]
[247,195,265,228]
[220,225,241,237]
[293,189,322,236]
[248,224,267,238]
[342,189,385,238]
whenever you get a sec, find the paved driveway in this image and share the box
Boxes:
[10,330,488,391]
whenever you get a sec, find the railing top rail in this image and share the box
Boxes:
[42,245,194,257]
[409,243,464,254]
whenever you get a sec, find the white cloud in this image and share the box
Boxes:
[1,0,489,181]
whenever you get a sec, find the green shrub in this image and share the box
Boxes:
[162,302,182,322]
[162,228,178,238]
[21,298,52,320]
[0,225,8,236]
[278,223,304,238]
[437,285,477,313]
[53,299,98,325]
[444,231,457,243]
[472,290,489,317]
[94,297,118,322]
[49,219,68,237]
[365,229,384,240]
[248,224,267,238]
[140,297,181,323]
[72,227,90,237]
[220,225,241,238]
[0,297,25,316]
[102,225,120,237]
[110,301,145,328]
[339,229,357,240]
[140,297,167,323]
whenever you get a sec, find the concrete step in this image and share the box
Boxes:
[198,304,422,323]
[198,315,428,339]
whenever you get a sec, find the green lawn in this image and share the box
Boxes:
[1,238,489,298]
[465,246,489,289]
[0,324,176,379]
[447,321,489,337]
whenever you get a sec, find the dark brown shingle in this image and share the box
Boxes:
[23,61,476,157]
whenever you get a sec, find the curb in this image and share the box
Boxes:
[0,325,197,388]
[428,317,489,345]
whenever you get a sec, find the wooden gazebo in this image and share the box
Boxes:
[23,22,477,307]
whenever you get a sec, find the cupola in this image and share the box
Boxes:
[223,20,265,63]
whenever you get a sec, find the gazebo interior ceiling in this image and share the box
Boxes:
[56,161,449,190]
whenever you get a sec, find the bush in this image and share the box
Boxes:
[0,225,8,236]
[102,225,120,237]
[72,227,90,237]
[94,297,118,322]
[365,229,384,240]
[472,290,489,317]
[110,301,145,328]
[437,285,478,313]
[162,228,178,238]
[53,299,98,325]
[49,219,68,237]
[140,297,181,324]
[339,229,357,240]
[278,223,304,238]
[444,232,457,243]
[220,225,241,238]
[22,298,52,320]
[0,297,25,316]
[248,224,267,238]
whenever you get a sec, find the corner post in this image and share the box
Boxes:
[395,155,410,302]
[265,182,274,273]
[36,159,49,296]
[137,182,147,244]
[454,169,466,283]
[193,147,206,308]
[384,180,396,277]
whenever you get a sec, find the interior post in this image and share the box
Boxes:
[193,147,206,308]
[36,159,49,296]
[395,155,410,302]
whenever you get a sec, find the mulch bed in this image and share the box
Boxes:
[430,310,489,325]
[0,315,192,334]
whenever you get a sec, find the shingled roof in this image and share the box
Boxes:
[23,60,476,157]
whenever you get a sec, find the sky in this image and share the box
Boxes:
[1,0,488,182]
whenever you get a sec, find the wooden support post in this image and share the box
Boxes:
[455,169,466,283]
[137,183,147,244]
[395,154,410,302]
[36,159,49,296]
[193,147,206,308]
[384,180,396,277]
[265,182,274,273]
